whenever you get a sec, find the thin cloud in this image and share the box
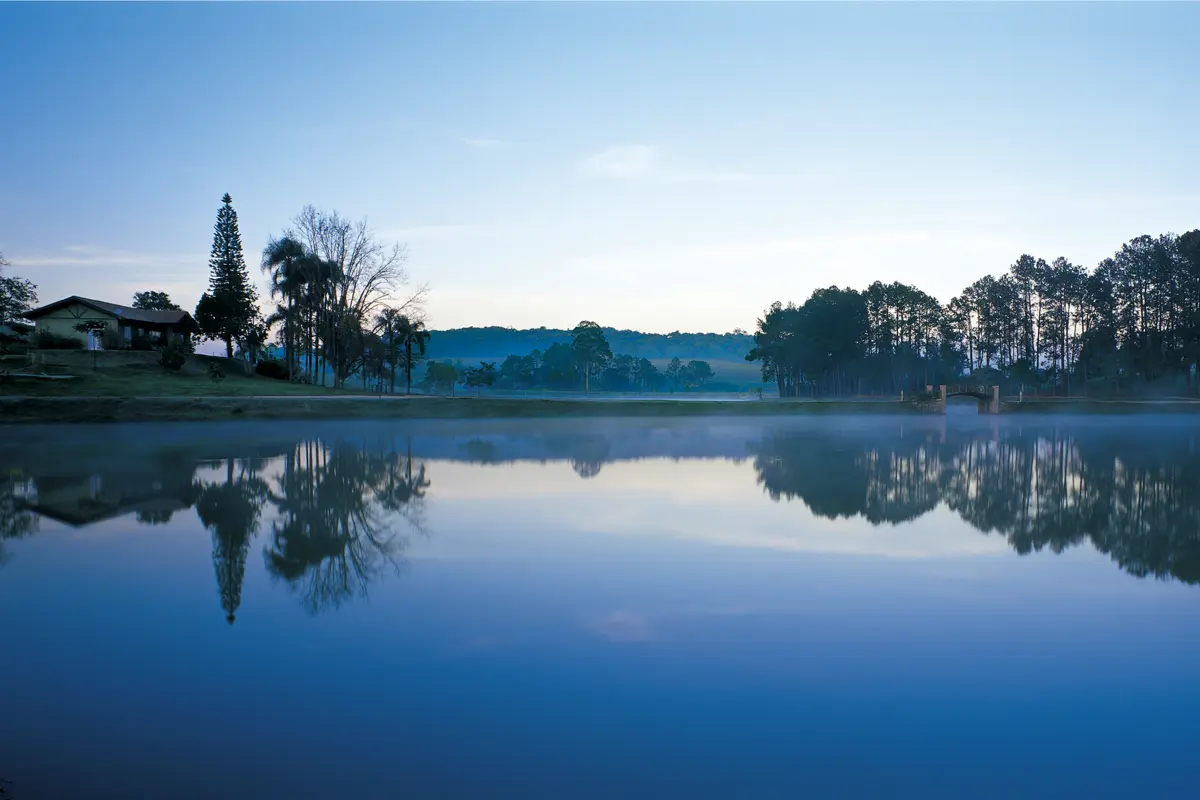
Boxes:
[559,230,1021,306]
[565,231,1014,270]
[13,245,210,312]
[583,610,653,643]
[659,169,757,185]
[577,144,658,178]
[380,224,490,241]
[14,244,202,272]
[460,135,510,149]
[576,144,769,184]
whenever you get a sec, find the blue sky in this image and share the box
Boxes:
[2,2,1198,333]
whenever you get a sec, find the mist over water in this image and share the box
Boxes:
[3,416,1199,797]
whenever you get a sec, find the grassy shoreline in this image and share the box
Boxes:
[1,395,930,424]
[3,395,1200,424]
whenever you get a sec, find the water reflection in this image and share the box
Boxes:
[3,420,1200,592]
[750,424,1200,584]
[0,471,37,566]
[264,441,426,615]
[1,435,430,617]
[196,458,269,623]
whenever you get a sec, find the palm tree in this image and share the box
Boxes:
[261,236,308,380]
[311,258,344,387]
[285,256,342,386]
[396,316,430,395]
[375,307,402,394]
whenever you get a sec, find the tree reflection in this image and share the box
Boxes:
[195,458,269,623]
[0,472,38,567]
[1,434,430,614]
[545,433,612,479]
[752,429,939,524]
[264,439,427,614]
[751,425,1200,585]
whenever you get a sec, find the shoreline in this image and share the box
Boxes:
[0,395,926,424]
[3,395,1200,424]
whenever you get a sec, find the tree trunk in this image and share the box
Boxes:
[316,296,325,387]
[405,342,412,395]
[286,296,294,381]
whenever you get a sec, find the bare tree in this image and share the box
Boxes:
[286,207,429,388]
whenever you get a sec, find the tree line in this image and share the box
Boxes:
[2,195,430,392]
[419,321,717,394]
[195,194,429,390]
[423,326,751,362]
[748,229,1200,397]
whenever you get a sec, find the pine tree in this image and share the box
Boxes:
[196,193,258,358]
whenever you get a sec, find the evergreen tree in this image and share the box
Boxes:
[196,193,258,358]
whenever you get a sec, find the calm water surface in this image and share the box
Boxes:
[2,415,1199,798]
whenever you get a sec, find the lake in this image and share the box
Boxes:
[2,415,1199,798]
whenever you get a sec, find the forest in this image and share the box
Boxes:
[419,321,723,394]
[423,326,752,363]
[749,230,1200,397]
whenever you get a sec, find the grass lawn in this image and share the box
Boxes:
[0,361,371,398]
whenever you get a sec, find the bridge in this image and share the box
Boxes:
[945,385,996,401]
[911,384,1002,414]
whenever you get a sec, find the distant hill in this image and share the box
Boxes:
[425,326,754,362]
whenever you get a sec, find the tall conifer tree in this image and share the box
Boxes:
[196,193,258,357]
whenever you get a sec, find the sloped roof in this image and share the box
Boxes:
[24,296,193,325]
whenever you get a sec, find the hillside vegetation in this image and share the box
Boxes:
[425,326,752,362]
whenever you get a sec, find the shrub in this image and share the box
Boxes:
[208,362,225,384]
[158,339,188,373]
[130,334,157,351]
[102,329,123,351]
[254,358,290,381]
[33,331,84,350]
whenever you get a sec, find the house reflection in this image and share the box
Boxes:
[2,437,430,620]
[14,453,202,528]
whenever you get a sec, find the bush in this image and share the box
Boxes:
[158,339,188,373]
[102,329,123,351]
[33,331,84,350]
[255,359,290,381]
[130,334,158,351]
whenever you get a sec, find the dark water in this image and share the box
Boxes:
[2,416,1199,799]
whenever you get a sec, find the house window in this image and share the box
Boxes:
[124,326,132,342]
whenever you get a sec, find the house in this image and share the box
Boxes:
[23,296,196,347]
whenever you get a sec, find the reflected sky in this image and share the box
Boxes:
[2,417,1199,798]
